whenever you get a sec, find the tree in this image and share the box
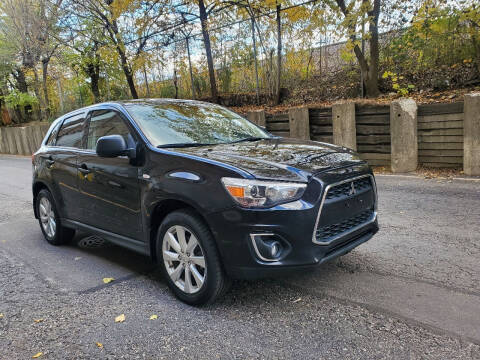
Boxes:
[197,0,218,101]
[331,0,381,97]
[70,0,171,99]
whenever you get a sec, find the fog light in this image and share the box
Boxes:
[270,241,280,257]
[250,233,290,262]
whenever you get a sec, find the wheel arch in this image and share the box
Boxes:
[32,181,53,219]
[149,198,214,263]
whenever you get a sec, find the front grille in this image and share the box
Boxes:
[316,209,374,242]
[325,177,372,200]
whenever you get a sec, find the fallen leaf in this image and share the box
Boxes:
[115,314,125,323]
[0,313,3,318]
[34,319,44,323]
[96,342,103,349]
[149,315,158,320]
[32,353,43,358]
[292,298,302,303]
[103,277,115,284]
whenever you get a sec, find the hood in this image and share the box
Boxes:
[173,137,366,182]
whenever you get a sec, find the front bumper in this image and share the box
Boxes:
[206,167,379,279]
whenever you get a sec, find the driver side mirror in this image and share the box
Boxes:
[96,135,134,158]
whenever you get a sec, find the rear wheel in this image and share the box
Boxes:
[156,209,230,305]
[36,189,75,245]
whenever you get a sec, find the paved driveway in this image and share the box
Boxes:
[0,155,479,359]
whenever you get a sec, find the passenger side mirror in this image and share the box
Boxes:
[96,135,131,158]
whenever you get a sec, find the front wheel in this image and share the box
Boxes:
[156,209,230,305]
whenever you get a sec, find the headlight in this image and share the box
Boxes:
[221,177,307,208]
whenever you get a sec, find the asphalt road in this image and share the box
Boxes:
[0,155,479,359]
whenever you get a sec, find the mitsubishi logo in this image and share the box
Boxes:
[349,182,356,196]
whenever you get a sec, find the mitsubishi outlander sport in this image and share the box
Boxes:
[32,99,378,305]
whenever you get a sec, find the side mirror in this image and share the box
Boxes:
[96,135,128,158]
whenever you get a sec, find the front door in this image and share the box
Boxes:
[77,109,142,241]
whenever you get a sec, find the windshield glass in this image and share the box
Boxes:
[124,102,270,147]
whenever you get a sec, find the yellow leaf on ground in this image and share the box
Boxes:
[0,313,4,319]
[149,315,158,320]
[103,277,115,284]
[96,342,103,349]
[34,319,44,323]
[32,352,43,358]
[115,314,125,323]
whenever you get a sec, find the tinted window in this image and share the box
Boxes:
[55,114,86,148]
[46,122,61,146]
[86,110,133,150]
[124,102,269,147]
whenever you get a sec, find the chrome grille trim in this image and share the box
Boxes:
[312,174,377,245]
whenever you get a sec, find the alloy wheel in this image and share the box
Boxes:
[39,197,56,238]
[162,225,207,294]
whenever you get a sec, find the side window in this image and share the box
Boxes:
[55,113,86,148]
[86,110,133,150]
[45,122,61,146]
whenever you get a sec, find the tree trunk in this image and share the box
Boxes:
[117,46,138,99]
[33,67,44,121]
[42,59,50,119]
[365,0,380,98]
[13,68,28,93]
[335,0,380,98]
[108,18,138,99]
[143,64,151,98]
[173,68,178,99]
[12,67,32,121]
[186,36,196,99]
[198,0,218,102]
[251,16,260,105]
[56,79,64,114]
[275,4,282,105]
[91,68,101,103]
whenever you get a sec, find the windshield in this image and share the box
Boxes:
[124,102,270,147]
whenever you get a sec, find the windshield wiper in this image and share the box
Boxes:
[229,136,268,144]
[157,143,214,148]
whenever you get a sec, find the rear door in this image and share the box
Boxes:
[43,112,86,221]
[77,108,143,241]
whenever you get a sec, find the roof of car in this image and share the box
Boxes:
[118,98,211,106]
[57,98,215,121]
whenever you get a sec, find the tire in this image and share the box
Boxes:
[36,189,75,245]
[156,209,230,305]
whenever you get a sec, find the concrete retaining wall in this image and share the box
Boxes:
[238,93,480,172]
[0,124,50,156]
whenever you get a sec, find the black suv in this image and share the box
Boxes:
[32,99,378,305]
